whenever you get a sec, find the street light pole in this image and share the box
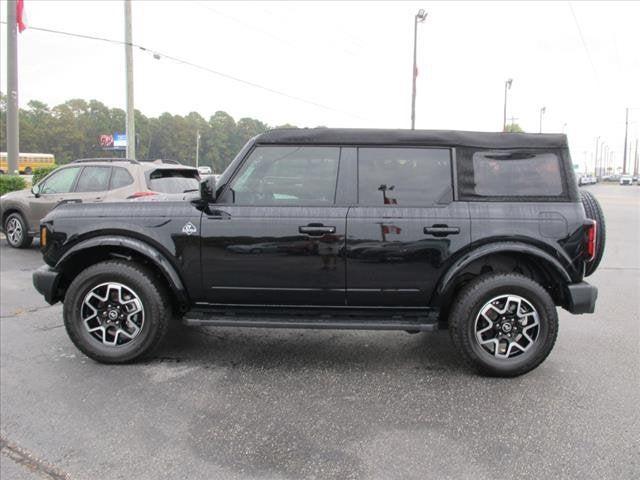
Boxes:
[6,0,19,175]
[410,9,427,130]
[594,136,600,177]
[539,106,546,134]
[124,0,136,160]
[622,107,629,173]
[503,78,513,132]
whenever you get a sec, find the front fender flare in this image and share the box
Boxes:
[436,241,573,297]
[56,235,189,305]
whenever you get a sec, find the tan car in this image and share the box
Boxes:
[0,158,199,248]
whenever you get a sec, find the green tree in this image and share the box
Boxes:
[504,123,525,133]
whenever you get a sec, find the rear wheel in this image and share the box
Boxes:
[63,260,171,363]
[448,273,558,377]
[580,190,606,276]
[23,166,33,175]
[4,212,33,249]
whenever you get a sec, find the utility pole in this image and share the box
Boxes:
[124,0,136,160]
[6,0,19,175]
[410,9,427,130]
[503,79,513,131]
[539,106,546,134]
[195,130,200,168]
[622,107,629,174]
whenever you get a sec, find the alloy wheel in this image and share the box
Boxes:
[474,294,540,359]
[6,217,23,246]
[81,282,145,347]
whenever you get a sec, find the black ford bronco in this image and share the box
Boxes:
[33,129,604,377]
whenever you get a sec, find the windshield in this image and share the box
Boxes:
[147,169,200,194]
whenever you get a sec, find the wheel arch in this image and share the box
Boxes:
[434,242,572,310]
[55,235,190,309]
[2,205,32,233]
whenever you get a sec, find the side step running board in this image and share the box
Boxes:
[183,308,439,332]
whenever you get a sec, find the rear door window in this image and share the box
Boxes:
[147,169,200,194]
[357,147,452,205]
[471,150,563,197]
[75,166,112,192]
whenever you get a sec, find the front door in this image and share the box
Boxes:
[28,166,83,227]
[200,145,347,306]
[346,147,471,307]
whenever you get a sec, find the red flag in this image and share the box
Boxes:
[17,0,27,33]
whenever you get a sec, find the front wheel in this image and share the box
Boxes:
[448,273,558,377]
[63,260,171,363]
[4,212,33,248]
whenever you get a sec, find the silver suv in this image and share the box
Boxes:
[0,158,199,248]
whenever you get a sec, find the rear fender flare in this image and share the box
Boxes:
[436,241,572,297]
[56,235,189,304]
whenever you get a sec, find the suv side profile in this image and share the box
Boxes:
[32,129,604,377]
[0,159,199,248]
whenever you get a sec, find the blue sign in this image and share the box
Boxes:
[113,133,127,148]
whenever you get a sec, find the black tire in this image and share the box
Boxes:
[448,273,558,377]
[580,190,606,276]
[23,167,32,175]
[63,260,171,363]
[3,212,33,249]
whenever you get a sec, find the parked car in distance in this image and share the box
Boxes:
[619,174,633,185]
[578,175,597,186]
[0,158,199,248]
[197,166,213,175]
[33,128,605,377]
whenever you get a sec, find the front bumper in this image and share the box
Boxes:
[32,265,62,305]
[564,281,598,314]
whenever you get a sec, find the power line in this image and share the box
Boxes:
[0,21,363,120]
[567,2,599,81]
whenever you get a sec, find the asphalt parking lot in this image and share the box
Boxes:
[1,184,638,480]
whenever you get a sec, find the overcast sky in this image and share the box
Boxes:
[2,1,639,172]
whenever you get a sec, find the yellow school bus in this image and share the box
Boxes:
[0,152,56,174]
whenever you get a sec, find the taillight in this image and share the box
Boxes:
[127,191,158,199]
[586,220,597,261]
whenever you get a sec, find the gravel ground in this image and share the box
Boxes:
[1,183,638,480]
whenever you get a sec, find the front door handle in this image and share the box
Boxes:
[299,224,336,236]
[424,225,460,237]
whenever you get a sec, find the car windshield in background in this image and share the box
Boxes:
[148,169,200,194]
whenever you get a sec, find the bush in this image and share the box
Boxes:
[0,175,27,196]
[32,165,58,185]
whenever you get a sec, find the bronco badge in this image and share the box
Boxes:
[182,222,197,235]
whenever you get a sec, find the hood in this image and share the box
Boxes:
[0,188,32,203]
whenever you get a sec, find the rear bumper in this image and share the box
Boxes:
[564,281,598,314]
[32,265,62,305]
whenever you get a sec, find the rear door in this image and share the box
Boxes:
[200,145,348,306]
[346,147,470,307]
[73,166,112,203]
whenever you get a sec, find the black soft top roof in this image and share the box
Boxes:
[255,128,568,149]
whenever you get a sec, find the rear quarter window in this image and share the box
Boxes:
[147,169,200,194]
[459,149,565,199]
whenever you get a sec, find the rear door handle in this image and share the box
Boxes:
[424,225,460,237]
[299,224,336,236]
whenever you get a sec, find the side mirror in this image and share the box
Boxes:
[31,184,41,197]
[199,176,217,203]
